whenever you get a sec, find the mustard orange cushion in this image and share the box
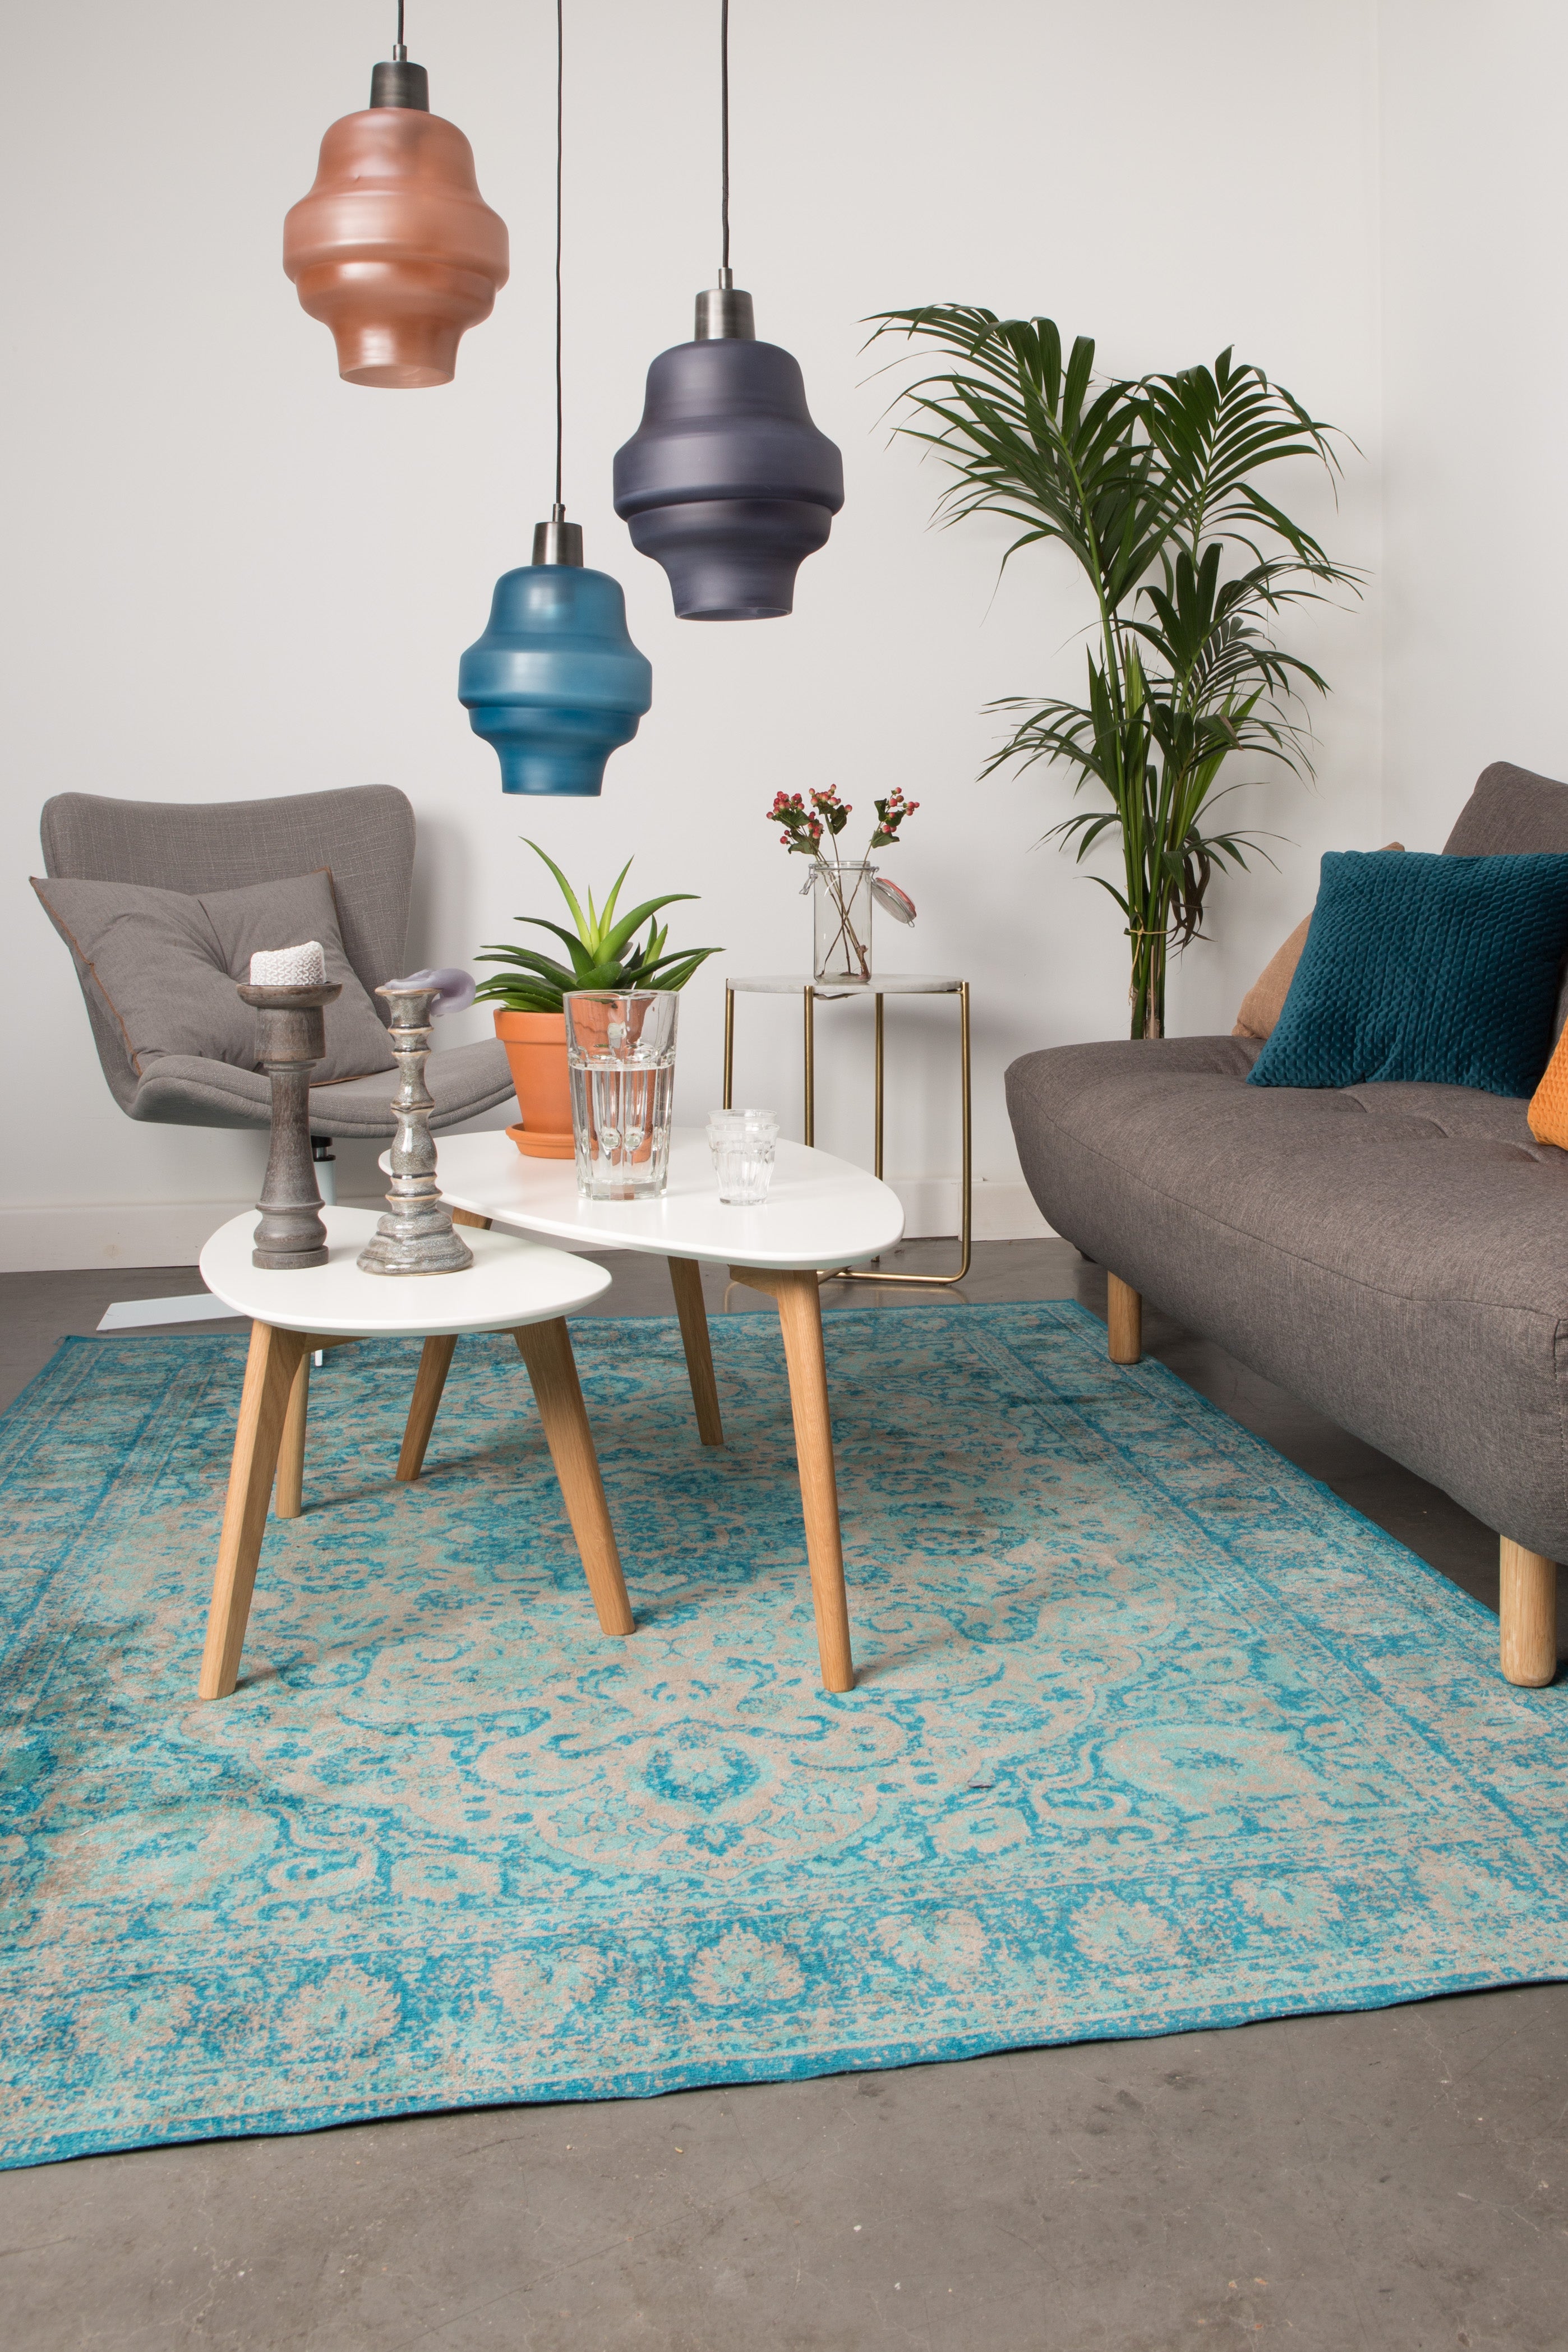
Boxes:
[1529,1025,1568,1143]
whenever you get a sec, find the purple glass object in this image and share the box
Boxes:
[613,305,844,622]
[383,967,476,1016]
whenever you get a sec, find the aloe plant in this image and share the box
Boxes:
[474,842,721,1014]
[870,308,1359,1037]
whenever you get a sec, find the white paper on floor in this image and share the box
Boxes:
[96,1294,239,1332]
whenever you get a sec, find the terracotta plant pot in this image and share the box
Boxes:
[493,1009,574,1159]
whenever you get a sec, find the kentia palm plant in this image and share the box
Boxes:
[869,308,1359,1036]
[476,841,720,1012]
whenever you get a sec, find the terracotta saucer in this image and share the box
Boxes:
[506,1120,575,1161]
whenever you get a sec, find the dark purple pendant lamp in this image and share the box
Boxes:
[612,1,843,620]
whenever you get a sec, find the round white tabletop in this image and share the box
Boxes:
[728,973,963,998]
[429,1129,905,1271]
[200,1205,612,1338]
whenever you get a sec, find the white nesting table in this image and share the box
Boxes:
[425,1129,906,1692]
[196,1206,631,1702]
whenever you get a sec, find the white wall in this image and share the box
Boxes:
[1380,0,1568,851]
[2,0,1384,1269]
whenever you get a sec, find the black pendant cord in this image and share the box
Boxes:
[554,0,565,515]
[720,0,731,276]
[528,0,575,560]
[394,0,406,62]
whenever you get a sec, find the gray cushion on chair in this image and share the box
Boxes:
[30,868,396,1084]
[40,786,414,1004]
[38,783,513,1136]
[131,1039,516,1137]
[1004,1033,1568,1560]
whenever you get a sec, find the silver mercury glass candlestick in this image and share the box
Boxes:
[357,974,475,1276]
[239,975,343,1269]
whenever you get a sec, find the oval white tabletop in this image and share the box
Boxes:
[200,1205,612,1338]
[428,1129,905,1270]
[727,973,964,997]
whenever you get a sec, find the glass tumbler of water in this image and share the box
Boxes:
[564,990,678,1200]
[707,1108,779,1205]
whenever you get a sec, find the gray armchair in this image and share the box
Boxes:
[39,785,513,1138]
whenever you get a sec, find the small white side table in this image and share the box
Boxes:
[195,1206,631,1702]
[723,975,972,1286]
[426,1129,906,1693]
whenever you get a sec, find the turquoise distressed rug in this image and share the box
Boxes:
[2,1302,1565,2170]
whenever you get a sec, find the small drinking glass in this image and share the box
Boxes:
[565,990,678,1201]
[708,1108,779,1205]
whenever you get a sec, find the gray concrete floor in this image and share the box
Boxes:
[3,1240,1566,2350]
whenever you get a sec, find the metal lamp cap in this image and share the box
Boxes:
[531,512,584,566]
[370,57,431,108]
[694,276,756,341]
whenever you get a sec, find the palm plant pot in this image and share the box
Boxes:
[493,1009,574,1159]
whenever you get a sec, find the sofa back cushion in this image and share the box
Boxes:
[1247,850,1568,1097]
[1443,761,1568,856]
[1446,763,1568,1042]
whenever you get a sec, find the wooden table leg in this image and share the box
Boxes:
[513,1318,635,1636]
[394,1212,488,1483]
[730,1265,855,1693]
[201,1320,308,1701]
[272,1335,357,1514]
[274,1350,311,1519]
[668,1255,724,1446]
[398,1335,458,1483]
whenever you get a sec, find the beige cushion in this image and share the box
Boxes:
[1233,843,1404,1040]
[31,867,396,1084]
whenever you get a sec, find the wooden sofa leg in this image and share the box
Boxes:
[1500,1537,1557,1686]
[1107,1273,1142,1365]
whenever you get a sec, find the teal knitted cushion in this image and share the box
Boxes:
[1247,850,1568,1097]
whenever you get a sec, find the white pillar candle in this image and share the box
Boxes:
[248,942,327,986]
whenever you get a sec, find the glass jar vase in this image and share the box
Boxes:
[811,861,875,983]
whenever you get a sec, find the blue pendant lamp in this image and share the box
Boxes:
[612,0,843,620]
[459,0,651,794]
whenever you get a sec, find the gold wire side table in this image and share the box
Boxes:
[722,975,971,1287]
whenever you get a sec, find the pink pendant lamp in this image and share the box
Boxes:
[283,4,509,389]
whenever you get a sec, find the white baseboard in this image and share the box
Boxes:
[0,1199,248,1273]
[0,1179,1055,1273]
[0,1195,379,1274]
[887,1178,1055,1242]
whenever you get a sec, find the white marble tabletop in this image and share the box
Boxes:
[726,974,964,997]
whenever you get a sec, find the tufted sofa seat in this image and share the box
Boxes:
[1006,761,1568,1685]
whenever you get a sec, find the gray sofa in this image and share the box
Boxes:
[1006,761,1568,1688]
